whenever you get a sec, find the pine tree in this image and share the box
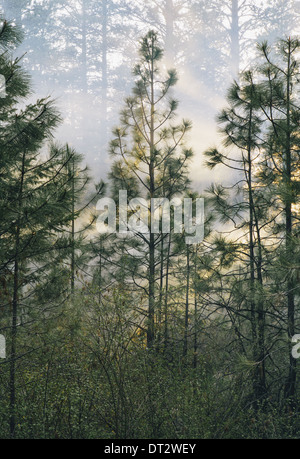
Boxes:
[0,17,95,437]
[256,37,300,405]
[203,36,300,407]
[108,30,193,348]
[205,70,268,403]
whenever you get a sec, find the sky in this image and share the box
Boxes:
[1,0,300,195]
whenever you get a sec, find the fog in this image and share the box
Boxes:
[1,0,299,192]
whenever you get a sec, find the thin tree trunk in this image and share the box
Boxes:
[246,101,266,403]
[183,247,190,358]
[10,149,26,438]
[164,233,171,353]
[81,0,88,94]
[157,236,164,349]
[230,0,240,77]
[284,39,296,403]
[193,293,198,369]
[102,0,109,148]
[70,147,75,295]
[147,37,156,348]
[98,238,103,303]
[164,0,175,65]
[10,249,19,438]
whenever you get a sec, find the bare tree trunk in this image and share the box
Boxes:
[183,247,190,358]
[70,147,75,295]
[284,39,296,404]
[163,0,175,65]
[157,236,164,349]
[10,149,26,438]
[246,98,266,404]
[164,234,171,353]
[147,40,156,348]
[101,0,109,148]
[193,294,198,369]
[230,0,240,77]
[81,0,88,95]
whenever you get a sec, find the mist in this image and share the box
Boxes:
[2,0,299,192]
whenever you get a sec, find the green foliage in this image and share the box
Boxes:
[1,10,300,440]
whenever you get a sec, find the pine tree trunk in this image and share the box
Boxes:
[193,248,198,370]
[10,149,26,437]
[164,234,171,353]
[247,105,266,402]
[98,239,103,302]
[284,39,296,403]
[164,0,175,65]
[10,250,19,438]
[70,147,75,294]
[183,247,190,358]
[230,0,240,77]
[147,42,156,348]
[157,237,164,349]
[81,0,88,95]
[101,0,109,148]
[254,216,266,403]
